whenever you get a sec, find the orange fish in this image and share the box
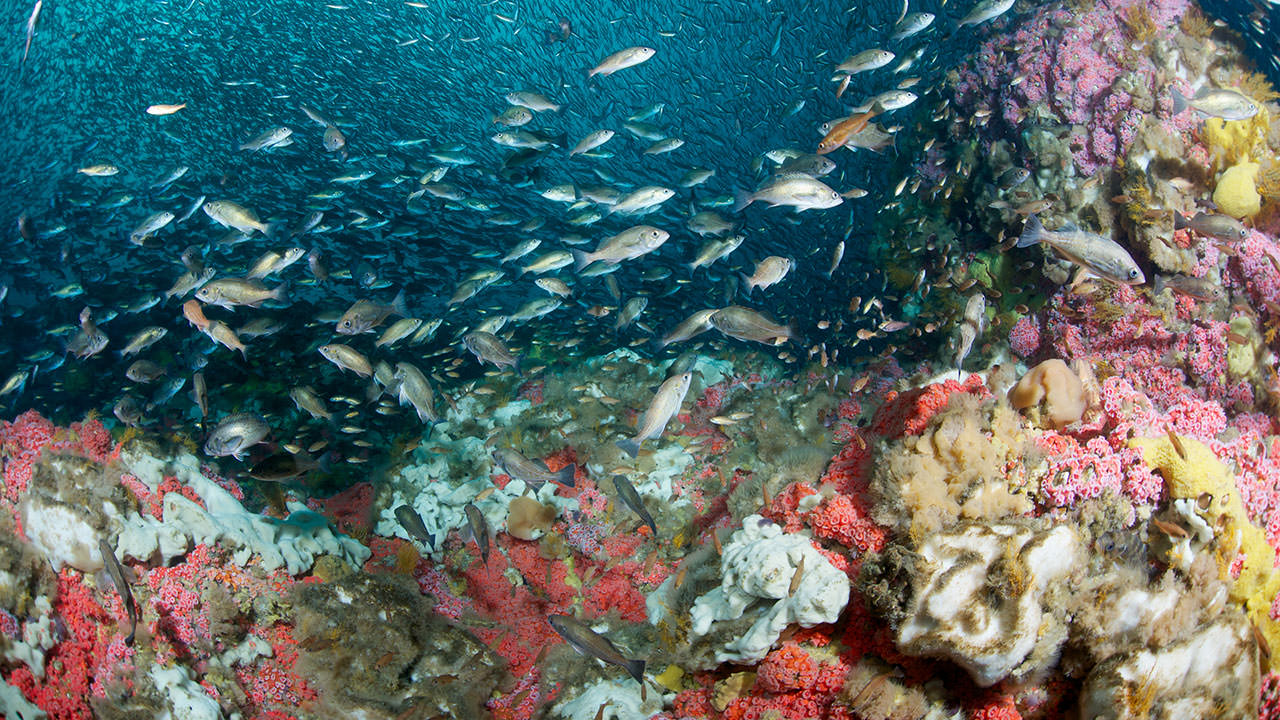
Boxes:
[817,111,877,154]
[182,299,210,331]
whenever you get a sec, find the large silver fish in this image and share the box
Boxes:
[616,371,692,458]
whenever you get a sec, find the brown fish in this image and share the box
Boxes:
[548,614,645,683]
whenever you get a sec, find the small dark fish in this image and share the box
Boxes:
[464,502,489,565]
[395,504,436,550]
[1174,211,1249,242]
[247,452,313,483]
[612,475,656,535]
[1154,274,1224,302]
[491,448,575,491]
[999,167,1031,188]
[548,614,646,683]
[98,538,138,646]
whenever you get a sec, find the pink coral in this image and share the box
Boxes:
[1010,315,1042,358]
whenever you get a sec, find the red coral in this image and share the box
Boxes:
[810,495,886,554]
[870,376,989,439]
[756,643,818,693]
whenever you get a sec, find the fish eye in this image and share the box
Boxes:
[1128,269,1140,279]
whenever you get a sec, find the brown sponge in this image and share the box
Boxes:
[1009,359,1085,429]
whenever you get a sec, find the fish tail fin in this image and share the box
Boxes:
[624,658,646,683]
[1153,274,1168,296]
[271,281,291,304]
[1171,87,1189,115]
[616,438,640,459]
[732,189,753,213]
[571,249,591,272]
[1015,214,1044,249]
[264,220,285,237]
[739,273,754,296]
[512,356,522,376]
[555,464,576,487]
[391,288,410,317]
[1173,212,1189,231]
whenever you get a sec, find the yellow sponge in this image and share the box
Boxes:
[1214,161,1262,219]
[1131,434,1280,669]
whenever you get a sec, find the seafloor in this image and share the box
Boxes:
[5,0,1280,718]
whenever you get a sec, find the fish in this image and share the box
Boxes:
[98,538,138,646]
[954,293,986,374]
[145,103,186,116]
[958,0,1016,26]
[394,505,436,550]
[125,359,167,384]
[491,448,575,491]
[203,413,270,460]
[394,362,439,424]
[547,614,645,683]
[734,176,842,212]
[570,129,616,156]
[113,396,143,427]
[615,297,648,331]
[521,250,574,276]
[589,46,656,77]
[377,317,425,348]
[0,370,28,398]
[534,278,572,297]
[612,475,657,535]
[248,452,317,483]
[1174,211,1250,242]
[463,331,519,372]
[890,11,934,40]
[463,502,490,564]
[492,106,533,126]
[337,290,409,334]
[247,248,306,279]
[195,278,288,309]
[239,126,294,152]
[502,238,542,264]
[119,326,167,357]
[205,321,248,357]
[1016,215,1145,285]
[741,256,793,293]
[1154,274,1224,302]
[836,49,894,74]
[505,91,560,112]
[609,186,675,216]
[21,0,42,71]
[679,167,715,187]
[616,371,692,458]
[182,299,211,331]
[826,241,845,278]
[688,235,744,272]
[77,164,119,177]
[572,226,670,270]
[322,126,346,153]
[290,386,332,421]
[657,308,718,349]
[318,344,374,377]
[710,306,793,345]
[192,372,208,420]
[687,211,736,238]
[816,111,877,154]
[1171,86,1259,121]
[202,200,269,234]
[129,211,175,245]
[66,307,108,359]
